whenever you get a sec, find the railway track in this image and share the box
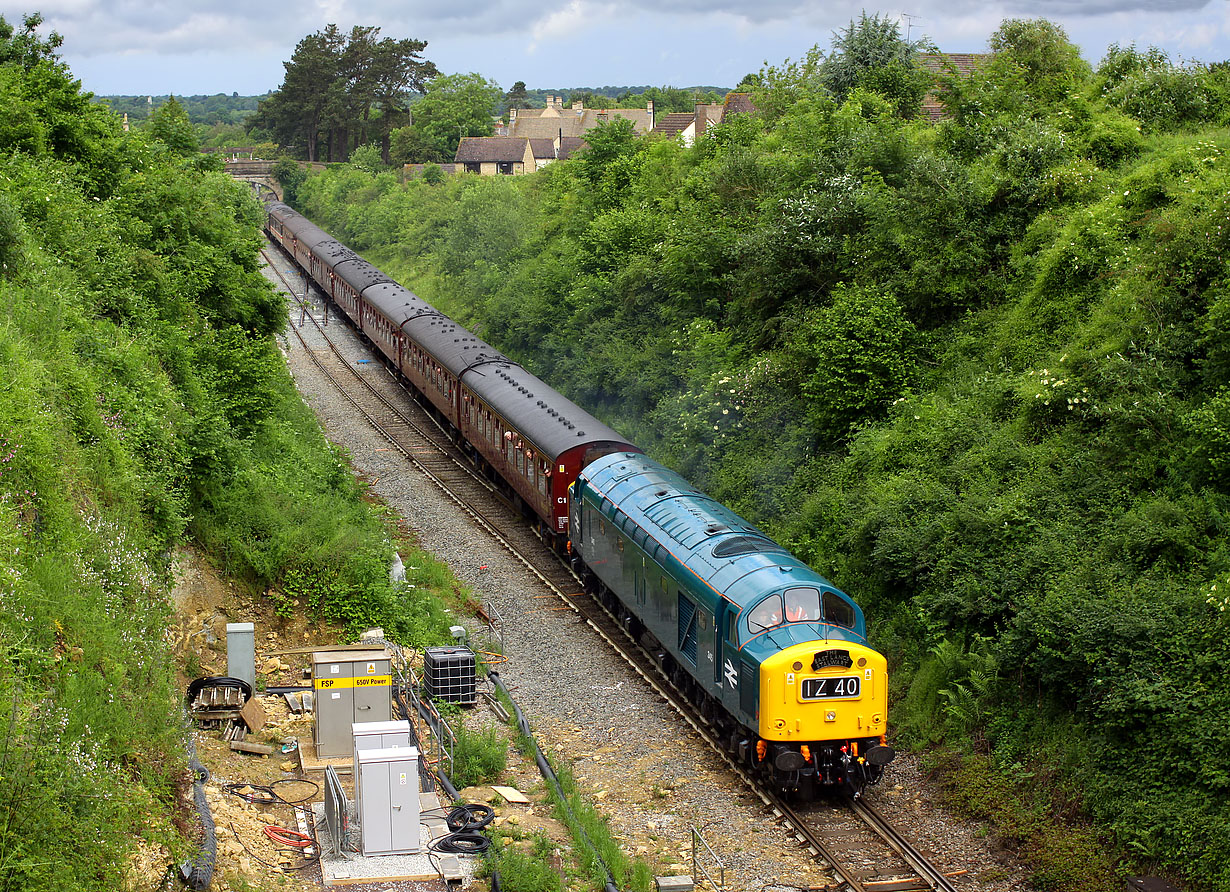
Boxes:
[261,240,966,892]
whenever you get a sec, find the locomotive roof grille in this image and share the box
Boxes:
[711,535,789,558]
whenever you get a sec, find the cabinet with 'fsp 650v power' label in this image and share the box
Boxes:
[312,649,392,757]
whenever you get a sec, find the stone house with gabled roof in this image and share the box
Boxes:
[651,103,725,146]
[455,136,535,175]
[454,133,588,175]
[499,95,656,140]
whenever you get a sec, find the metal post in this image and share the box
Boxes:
[226,623,255,689]
[690,826,726,892]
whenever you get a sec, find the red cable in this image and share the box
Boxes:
[264,825,314,848]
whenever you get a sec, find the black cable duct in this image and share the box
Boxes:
[179,739,217,890]
[488,671,620,892]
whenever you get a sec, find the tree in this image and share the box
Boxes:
[147,95,198,155]
[0,12,62,69]
[988,18,1091,101]
[505,80,529,115]
[819,13,935,116]
[251,26,343,161]
[271,158,307,205]
[405,72,501,162]
[349,143,383,172]
[251,25,436,162]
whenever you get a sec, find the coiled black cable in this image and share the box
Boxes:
[431,803,495,854]
[445,803,494,831]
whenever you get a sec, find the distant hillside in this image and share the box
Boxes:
[96,93,269,126]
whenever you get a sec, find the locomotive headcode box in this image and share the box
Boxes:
[312,649,392,758]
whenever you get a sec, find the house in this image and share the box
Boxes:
[916,53,991,122]
[500,95,656,140]
[452,92,758,175]
[454,137,536,175]
[650,103,725,146]
[648,93,756,145]
[454,133,589,175]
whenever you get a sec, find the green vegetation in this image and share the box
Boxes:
[292,15,1230,891]
[100,92,267,126]
[482,830,565,892]
[450,721,510,788]
[0,14,456,888]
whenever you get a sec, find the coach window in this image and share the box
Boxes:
[823,591,856,629]
[538,462,549,497]
[516,448,525,476]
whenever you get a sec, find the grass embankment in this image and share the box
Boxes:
[0,18,463,888]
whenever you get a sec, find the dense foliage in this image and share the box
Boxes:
[0,14,458,888]
[294,17,1230,891]
[99,92,267,126]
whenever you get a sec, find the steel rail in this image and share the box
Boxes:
[849,798,961,892]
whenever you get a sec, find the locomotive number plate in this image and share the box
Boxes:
[801,676,861,700]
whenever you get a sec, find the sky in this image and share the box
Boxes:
[5,0,1229,97]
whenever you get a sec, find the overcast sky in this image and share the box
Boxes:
[6,0,1229,97]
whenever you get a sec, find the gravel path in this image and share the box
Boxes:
[266,257,1032,892]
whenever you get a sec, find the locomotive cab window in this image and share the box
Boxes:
[747,595,784,632]
[823,591,856,629]
[783,587,822,622]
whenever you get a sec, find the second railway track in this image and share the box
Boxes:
[263,240,969,892]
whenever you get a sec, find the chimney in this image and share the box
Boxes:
[573,99,583,115]
[695,102,707,139]
[647,99,655,128]
[510,107,517,123]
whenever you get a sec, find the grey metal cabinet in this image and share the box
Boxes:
[357,746,421,855]
[352,720,411,800]
[312,649,392,757]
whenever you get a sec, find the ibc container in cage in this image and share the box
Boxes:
[423,646,477,705]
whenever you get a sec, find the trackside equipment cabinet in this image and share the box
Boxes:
[312,649,393,757]
[352,720,411,801]
[357,746,421,856]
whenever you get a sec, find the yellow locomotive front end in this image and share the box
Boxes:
[756,641,894,795]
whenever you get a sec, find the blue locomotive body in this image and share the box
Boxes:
[571,452,893,795]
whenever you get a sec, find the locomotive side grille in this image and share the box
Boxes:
[677,594,699,664]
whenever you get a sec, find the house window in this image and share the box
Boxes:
[497,162,514,175]
[464,162,480,173]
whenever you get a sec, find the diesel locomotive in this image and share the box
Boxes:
[571,452,893,796]
[264,199,894,797]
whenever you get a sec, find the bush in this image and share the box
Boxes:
[450,722,508,788]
